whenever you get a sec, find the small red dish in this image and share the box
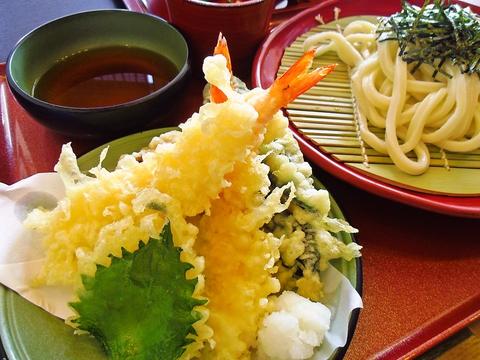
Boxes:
[252,0,480,219]
[149,0,276,73]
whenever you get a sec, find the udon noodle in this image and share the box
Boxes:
[304,20,480,175]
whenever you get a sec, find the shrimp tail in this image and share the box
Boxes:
[253,49,336,124]
[214,33,232,73]
[272,49,336,108]
[210,33,232,104]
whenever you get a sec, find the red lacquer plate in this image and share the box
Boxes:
[252,0,480,219]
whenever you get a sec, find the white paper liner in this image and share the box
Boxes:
[315,265,362,359]
[0,173,363,359]
[0,173,75,319]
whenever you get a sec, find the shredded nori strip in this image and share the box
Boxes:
[377,0,480,78]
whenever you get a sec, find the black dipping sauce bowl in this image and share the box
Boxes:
[6,10,189,138]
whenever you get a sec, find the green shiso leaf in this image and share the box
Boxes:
[70,222,205,360]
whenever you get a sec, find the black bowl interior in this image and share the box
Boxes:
[7,10,189,102]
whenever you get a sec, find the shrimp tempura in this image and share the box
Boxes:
[190,36,337,359]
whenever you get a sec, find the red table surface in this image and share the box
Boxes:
[1,5,480,359]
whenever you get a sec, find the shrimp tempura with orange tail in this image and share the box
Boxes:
[191,35,337,359]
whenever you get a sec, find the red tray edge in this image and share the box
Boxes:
[376,292,480,359]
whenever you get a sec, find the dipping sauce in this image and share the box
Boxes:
[33,46,178,108]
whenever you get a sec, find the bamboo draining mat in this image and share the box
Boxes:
[280,17,480,196]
